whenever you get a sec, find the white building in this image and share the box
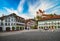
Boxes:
[36,9,60,30]
[0,13,25,31]
[38,18,60,30]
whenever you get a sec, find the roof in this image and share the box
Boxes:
[36,9,60,21]
[0,13,25,21]
[25,19,36,23]
[38,15,60,21]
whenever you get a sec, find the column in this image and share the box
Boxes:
[3,20,6,31]
[56,26,58,29]
[43,26,44,29]
[38,26,39,30]
[24,24,25,30]
[3,26,6,31]
[14,26,16,30]
[10,26,12,31]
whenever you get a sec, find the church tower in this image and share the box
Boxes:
[36,9,45,20]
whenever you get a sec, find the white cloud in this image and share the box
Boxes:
[51,6,60,14]
[28,0,59,16]
[0,11,4,17]
[17,13,34,19]
[1,0,60,19]
[3,7,33,19]
[28,0,41,17]
[4,7,15,14]
[17,0,25,13]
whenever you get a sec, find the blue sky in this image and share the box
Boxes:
[0,0,60,19]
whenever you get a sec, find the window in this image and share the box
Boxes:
[11,19,13,22]
[1,23,3,25]
[5,19,7,22]
[8,23,10,26]
[7,19,10,22]
[14,23,15,25]
[11,23,14,25]
[5,23,7,26]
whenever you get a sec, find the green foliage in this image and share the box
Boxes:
[58,26,60,28]
[31,26,37,29]
[49,14,54,16]
[49,13,57,16]
[54,13,56,15]
[40,27,43,29]
[36,16,42,20]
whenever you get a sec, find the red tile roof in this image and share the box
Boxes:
[38,14,60,21]
[36,9,60,21]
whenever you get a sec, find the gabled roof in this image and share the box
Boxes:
[25,19,36,24]
[0,13,25,21]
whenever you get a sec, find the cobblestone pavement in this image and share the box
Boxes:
[0,29,38,36]
[0,29,60,41]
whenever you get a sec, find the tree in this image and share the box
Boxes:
[54,13,56,15]
[36,16,42,20]
[49,13,57,16]
[49,14,54,16]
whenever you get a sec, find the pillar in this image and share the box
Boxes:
[3,26,6,31]
[15,26,16,30]
[10,26,12,31]
[38,26,39,29]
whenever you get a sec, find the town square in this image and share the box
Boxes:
[0,0,60,41]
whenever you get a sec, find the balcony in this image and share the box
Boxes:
[16,22,25,25]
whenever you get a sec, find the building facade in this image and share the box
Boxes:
[25,19,36,30]
[38,19,60,30]
[0,13,25,31]
[36,9,60,30]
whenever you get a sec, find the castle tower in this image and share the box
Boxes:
[36,9,45,17]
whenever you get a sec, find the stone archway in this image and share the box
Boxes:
[6,27,10,31]
[0,27,2,31]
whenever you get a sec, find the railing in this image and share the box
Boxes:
[16,22,25,24]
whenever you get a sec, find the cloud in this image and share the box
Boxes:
[0,11,4,17]
[28,0,60,16]
[4,7,14,13]
[17,13,34,19]
[51,6,60,14]
[3,7,33,19]
[4,7,19,14]
[28,0,41,17]
[17,0,25,13]
[1,0,60,19]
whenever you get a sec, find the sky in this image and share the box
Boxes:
[0,0,60,19]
